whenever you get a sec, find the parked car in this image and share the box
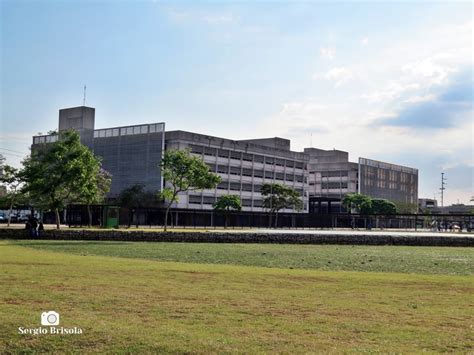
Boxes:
[18,215,31,223]
[0,213,6,223]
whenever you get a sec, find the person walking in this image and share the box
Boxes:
[38,221,44,237]
[30,217,38,238]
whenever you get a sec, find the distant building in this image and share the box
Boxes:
[418,198,438,211]
[431,204,474,214]
[32,106,419,213]
[306,148,418,213]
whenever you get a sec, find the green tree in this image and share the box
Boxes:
[371,199,398,215]
[213,195,242,228]
[118,184,158,227]
[0,165,23,226]
[393,201,418,214]
[21,130,105,229]
[342,193,373,214]
[159,149,221,231]
[76,168,112,227]
[261,183,303,227]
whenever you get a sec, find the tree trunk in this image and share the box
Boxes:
[87,204,92,227]
[164,204,171,232]
[55,208,60,229]
[274,211,279,228]
[224,213,228,229]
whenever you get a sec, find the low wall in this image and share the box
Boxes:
[1,228,473,247]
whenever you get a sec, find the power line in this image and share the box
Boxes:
[0,151,25,158]
[0,147,29,155]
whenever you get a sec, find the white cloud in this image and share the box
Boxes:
[361,37,369,46]
[402,58,455,86]
[319,47,335,60]
[323,67,354,87]
[361,82,420,103]
[403,94,437,104]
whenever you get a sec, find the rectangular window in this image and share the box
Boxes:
[217,182,228,190]
[206,163,216,172]
[217,165,229,174]
[242,153,252,162]
[242,183,252,191]
[230,151,241,160]
[265,171,274,179]
[218,149,229,158]
[242,199,252,207]
[190,145,204,154]
[230,166,240,175]
[229,182,240,191]
[242,168,252,177]
[203,196,216,205]
[253,199,263,207]
[189,195,202,204]
[204,147,215,156]
[254,169,264,178]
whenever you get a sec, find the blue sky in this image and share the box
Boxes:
[1,0,472,204]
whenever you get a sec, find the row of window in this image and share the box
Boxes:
[190,144,305,169]
[214,181,304,195]
[206,163,305,182]
[188,195,307,209]
[320,182,349,189]
[33,135,58,144]
[93,123,164,138]
[320,170,349,178]
[359,158,417,174]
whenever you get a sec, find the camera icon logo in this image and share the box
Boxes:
[41,311,60,326]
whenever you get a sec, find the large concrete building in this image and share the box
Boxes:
[32,106,419,213]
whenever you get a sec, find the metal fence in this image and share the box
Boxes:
[65,205,474,231]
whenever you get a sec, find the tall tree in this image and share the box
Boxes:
[342,193,373,214]
[76,168,112,227]
[118,184,158,227]
[21,130,105,229]
[261,183,303,227]
[0,165,23,226]
[160,149,221,231]
[213,195,242,228]
[371,199,398,215]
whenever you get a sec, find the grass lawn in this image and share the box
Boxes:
[8,239,474,275]
[1,241,473,353]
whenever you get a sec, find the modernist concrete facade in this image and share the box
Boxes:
[166,131,308,212]
[32,106,419,213]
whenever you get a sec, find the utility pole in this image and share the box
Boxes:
[440,172,447,207]
[83,85,87,106]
